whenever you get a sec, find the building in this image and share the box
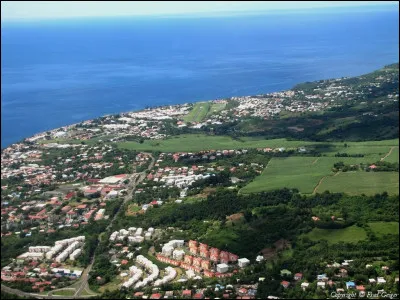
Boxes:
[238,258,250,268]
[217,263,229,273]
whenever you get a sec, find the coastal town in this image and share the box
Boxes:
[1,64,399,299]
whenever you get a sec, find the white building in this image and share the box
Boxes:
[238,258,250,268]
[217,263,229,273]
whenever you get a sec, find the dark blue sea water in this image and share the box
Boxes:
[1,6,399,148]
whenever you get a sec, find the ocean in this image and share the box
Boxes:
[1,6,399,148]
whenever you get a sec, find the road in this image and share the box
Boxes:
[2,153,155,299]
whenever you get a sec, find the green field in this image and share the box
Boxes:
[118,135,398,153]
[118,135,318,152]
[205,102,226,118]
[383,147,399,163]
[316,172,399,195]
[183,102,211,123]
[52,289,76,296]
[368,222,399,236]
[241,157,335,194]
[240,139,398,195]
[304,225,367,244]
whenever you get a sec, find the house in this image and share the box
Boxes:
[356,285,365,292]
[346,282,356,289]
[150,293,162,299]
[238,258,250,268]
[193,293,204,299]
[301,282,309,290]
[281,281,290,288]
[317,273,328,281]
[294,273,303,280]
[377,277,386,284]
[182,289,192,298]
[217,263,229,273]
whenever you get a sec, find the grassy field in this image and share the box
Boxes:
[304,225,367,244]
[240,143,398,195]
[368,222,399,236]
[205,102,226,118]
[241,157,335,194]
[118,134,399,153]
[183,102,211,123]
[52,289,76,296]
[316,172,399,195]
[98,277,122,293]
[383,146,399,163]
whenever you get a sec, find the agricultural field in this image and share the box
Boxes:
[368,222,399,237]
[382,146,399,163]
[241,157,334,194]
[240,139,398,195]
[316,172,399,195]
[304,225,367,244]
[183,102,211,122]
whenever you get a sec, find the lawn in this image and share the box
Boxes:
[98,277,122,293]
[183,102,211,123]
[304,225,367,244]
[316,172,399,195]
[52,289,76,296]
[368,222,399,237]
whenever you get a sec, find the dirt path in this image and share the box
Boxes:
[313,176,328,194]
[312,157,320,165]
[334,171,341,177]
[381,146,396,161]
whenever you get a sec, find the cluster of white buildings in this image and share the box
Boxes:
[16,236,85,263]
[154,266,177,287]
[133,255,160,289]
[46,236,85,262]
[122,265,143,288]
[109,227,155,244]
[161,240,185,258]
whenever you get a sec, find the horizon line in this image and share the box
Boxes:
[1,2,398,23]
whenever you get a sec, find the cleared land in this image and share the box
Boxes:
[382,146,399,163]
[183,102,211,123]
[118,135,317,152]
[304,226,367,244]
[241,157,334,194]
[368,222,399,237]
[118,134,398,153]
[316,172,399,195]
[205,102,226,118]
[241,139,398,195]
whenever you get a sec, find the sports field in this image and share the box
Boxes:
[304,225,367,244]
